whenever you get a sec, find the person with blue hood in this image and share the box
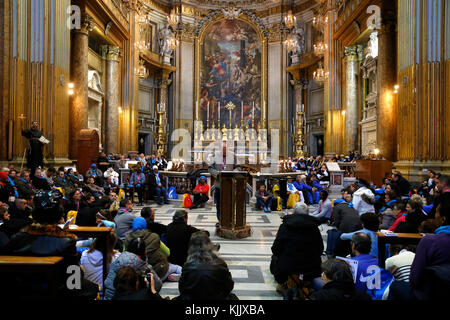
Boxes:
[190,176,210,210]
[124,217,182,282]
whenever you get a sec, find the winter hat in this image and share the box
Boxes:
[152,165,158,170]
[0,171,8,181]
[132,217,147,231]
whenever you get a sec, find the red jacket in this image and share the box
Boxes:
[194,183,209,195]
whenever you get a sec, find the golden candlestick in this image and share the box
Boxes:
[156,110,167,156]
[294,111,305,158]
[206,119,211,140]
[222,125,228,141]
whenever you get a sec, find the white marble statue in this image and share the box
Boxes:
[292,24,306,56]
[158,23,173,57]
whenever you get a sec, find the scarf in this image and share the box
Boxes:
[435,225,450,235]
[8,177,19,197]
[378,200,398,215]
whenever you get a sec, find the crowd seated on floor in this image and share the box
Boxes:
[0,152,449,301]
[270,170,450,301]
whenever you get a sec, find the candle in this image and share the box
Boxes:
[241,101,244,119]
[218,102,220,121]
[207,101,210,117]
[196,101,199,120]
[252,102,255,120]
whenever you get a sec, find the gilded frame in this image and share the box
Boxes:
[194,13,268,129]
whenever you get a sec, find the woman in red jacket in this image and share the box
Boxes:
[190,176,210,209]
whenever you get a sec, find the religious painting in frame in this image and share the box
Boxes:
[196,16,267,131]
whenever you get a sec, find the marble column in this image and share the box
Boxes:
[344,45,362,153]
[102,46,121,154]
[157,78,172,156]
[377,23,397,162]
[69,14,94,159]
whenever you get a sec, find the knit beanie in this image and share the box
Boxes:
[132,217,147,231]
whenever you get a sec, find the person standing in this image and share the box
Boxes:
[21,121,47,175]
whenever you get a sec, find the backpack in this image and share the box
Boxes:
[168,186,178,199]
[182,194,193,208]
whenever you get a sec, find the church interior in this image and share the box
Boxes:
[0,0,449,303]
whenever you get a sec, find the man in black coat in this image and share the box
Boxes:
[21,121,46,175]
[165,210,208,267]
[391,172,411,197]
[329,192,363,257]
[270,202,324,287]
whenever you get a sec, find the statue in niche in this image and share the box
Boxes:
[291,24,306,56]
[158,23,174,57]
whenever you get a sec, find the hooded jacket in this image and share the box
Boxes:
[80,249,120,291]
[271,213,324,280]
[123,229,169,278]
[103,251,162,300]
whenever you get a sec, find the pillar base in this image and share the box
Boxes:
[216,224,252,239]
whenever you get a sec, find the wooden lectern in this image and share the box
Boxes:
[356,160,393,187]
[77,129,99,176]
[216,171,251,239]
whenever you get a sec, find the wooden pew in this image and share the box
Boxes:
[377,232,423,268]
[0,256,64,296]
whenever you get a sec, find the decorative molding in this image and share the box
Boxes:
[194,9,268,37]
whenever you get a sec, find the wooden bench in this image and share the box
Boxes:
[67,226,113,284]
[377,232,424,268]
[0,256,64,296]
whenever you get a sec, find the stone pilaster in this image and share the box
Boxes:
[102,45,121,154]
[69,14,95,159]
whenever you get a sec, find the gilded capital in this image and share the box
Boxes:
[290,79,308,90]
[344,45,363,61]
[102,46,121,61]
[159,79,172,89]
[75,14,96,35]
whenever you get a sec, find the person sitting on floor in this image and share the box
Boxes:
[175,231,237,301]
[165,210,208,267]
[255,184,273,213]
[140,207,167,238]
[309,258,372,301]
[340,212,380,257]
[124,217,182,282]
[310,190,333,224]
[190,176,210,210]
[80,229,121,292]
[114,198,136,241]
[103,236,162,300]
[270,202,323,297]
[112,266,164,301]
[349,232,379,293]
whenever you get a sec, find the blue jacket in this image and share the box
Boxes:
[341,228,378,258]
[351,254,379,292]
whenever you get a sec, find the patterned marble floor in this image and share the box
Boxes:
[131,201,331,300]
